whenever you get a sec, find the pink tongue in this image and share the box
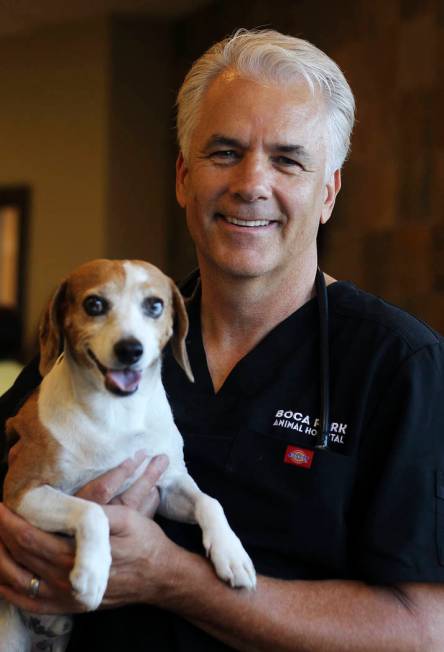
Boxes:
[106,369,142,393]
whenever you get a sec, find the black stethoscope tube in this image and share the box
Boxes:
[314,268,330,450]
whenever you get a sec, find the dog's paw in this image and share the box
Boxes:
[204,529,256,590]
[70,553,111,610]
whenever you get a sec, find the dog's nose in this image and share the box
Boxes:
[114,338,144,365]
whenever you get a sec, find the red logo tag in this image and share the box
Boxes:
[284,445,314,469]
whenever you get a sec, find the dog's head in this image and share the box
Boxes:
[39,259,193,395]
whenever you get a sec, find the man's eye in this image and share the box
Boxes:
[210,150,239,162]
[83,295,109,317]
[274,156,301,167]
[143,297,164,319]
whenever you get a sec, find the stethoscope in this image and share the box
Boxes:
[180,266,332,452]
[314,267,331,450]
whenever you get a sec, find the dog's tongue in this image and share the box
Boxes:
[105,369,142,394]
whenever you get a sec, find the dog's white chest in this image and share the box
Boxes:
[37,361,184,495]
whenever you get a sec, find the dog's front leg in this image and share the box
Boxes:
[158,473,256,589]
[16,485,111,610]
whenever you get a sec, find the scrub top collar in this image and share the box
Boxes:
[182,271,349,398]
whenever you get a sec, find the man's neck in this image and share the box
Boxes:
[198,261,320,393]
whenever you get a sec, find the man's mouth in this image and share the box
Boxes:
[217,213,277,228]
[87,349,142,396]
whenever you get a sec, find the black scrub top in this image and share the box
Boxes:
[160,281,444,585]
[1,279,444,651]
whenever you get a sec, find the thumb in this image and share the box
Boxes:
[102,504,138,536]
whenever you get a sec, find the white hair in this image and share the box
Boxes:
[177,28,355,175]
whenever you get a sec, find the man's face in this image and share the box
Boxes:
[176,71,341,282]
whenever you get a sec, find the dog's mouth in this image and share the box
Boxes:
[87,349,142,396]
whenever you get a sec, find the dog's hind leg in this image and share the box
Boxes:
[22,612,72,652]
[158,471,256,590]
[16,485,111,610]
[0,600,31,651]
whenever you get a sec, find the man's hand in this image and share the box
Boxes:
[101,505,183,608]
[0,503,76,613]
[0,453,169,613]
[76,452,169,517]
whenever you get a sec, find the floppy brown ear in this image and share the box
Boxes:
[38,281,68,376]
[170,281,194,382]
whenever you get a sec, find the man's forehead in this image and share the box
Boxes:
[207,68,322,107]
[195,72,327,152]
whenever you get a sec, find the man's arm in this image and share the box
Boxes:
[0,502,443,652]
[168,554,443,652]
[101,508,444,652]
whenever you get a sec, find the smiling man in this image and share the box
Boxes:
[1,28,444,652]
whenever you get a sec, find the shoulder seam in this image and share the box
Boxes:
[330,303,441,352]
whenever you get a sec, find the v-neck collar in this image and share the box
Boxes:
[185,281,348,398]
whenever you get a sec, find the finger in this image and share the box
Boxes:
[0,504,74,571]
[0,583,85,615]
[110,455,168,514]
[75,450,148,504]
[0,537,70,607]
[0,537,33,593]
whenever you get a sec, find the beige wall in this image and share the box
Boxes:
[106,18,173,266]
[0,19,110,352]
[0,17,175,355]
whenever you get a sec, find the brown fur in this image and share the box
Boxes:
[39,259,192,380]
[7,259,193,510]
[4,392,63,510]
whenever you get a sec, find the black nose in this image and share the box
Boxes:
[114,338,143,365]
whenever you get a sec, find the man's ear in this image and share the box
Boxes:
[176,152,188,208]
[320,169,341,225]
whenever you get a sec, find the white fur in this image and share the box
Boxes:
[3,260,255,651]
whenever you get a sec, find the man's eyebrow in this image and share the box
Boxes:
[202,136,313,163]
[203,135,244,150]
[271,143,310,157]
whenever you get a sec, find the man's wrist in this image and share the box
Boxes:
[154,544,216,614]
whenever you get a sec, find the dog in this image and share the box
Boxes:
[0,258,256,651]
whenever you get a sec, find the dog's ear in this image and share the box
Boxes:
[170,281,194,382]
[39,281,68,376]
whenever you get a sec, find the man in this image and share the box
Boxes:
[1,29,444,651]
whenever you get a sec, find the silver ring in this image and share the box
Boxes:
[27,575,40,599]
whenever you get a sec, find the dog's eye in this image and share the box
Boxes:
[143,297,164,319]
[83,295,109,317]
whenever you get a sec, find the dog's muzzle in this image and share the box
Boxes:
[87,347,143,396]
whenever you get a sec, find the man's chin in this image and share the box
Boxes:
[208,258,277,280]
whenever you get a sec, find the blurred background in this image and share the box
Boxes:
[0,0,443,369]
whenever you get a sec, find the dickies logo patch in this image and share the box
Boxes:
[284,445,314,469]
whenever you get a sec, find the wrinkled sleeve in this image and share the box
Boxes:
[350,341,444,583]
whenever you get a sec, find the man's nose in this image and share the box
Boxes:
[229,154,271,202]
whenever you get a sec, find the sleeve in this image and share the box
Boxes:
[0,355,42,496]
[350,340,444,584]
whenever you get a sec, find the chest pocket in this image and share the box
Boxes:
[204,425,356,575]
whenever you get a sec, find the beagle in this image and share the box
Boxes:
[0,259,255,651]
